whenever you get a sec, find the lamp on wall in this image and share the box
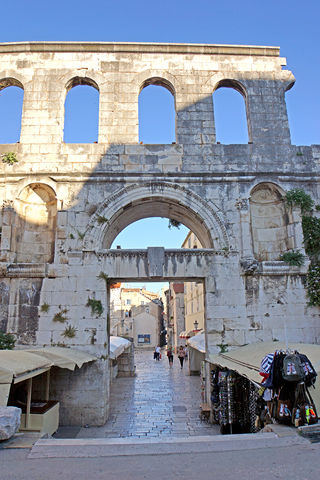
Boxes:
[193,320,199,331]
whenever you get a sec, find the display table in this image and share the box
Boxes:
[19,400,59,435]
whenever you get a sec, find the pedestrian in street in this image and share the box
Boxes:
[155,345,161,361]
[184,345,188,360]
[167,346,174,367]
[178,345,186,369]
[153,347,157,360]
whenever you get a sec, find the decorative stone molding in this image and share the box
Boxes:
[240,257,259,275]
[240,259,308,276]
[85,181,229,251]
[6,263,46,278]
[235,198,249,210]
[1,200,14,209]
[0,263,8,277]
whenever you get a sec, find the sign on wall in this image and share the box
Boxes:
[138,334,151,344]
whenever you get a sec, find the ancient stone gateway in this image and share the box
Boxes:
[0,42,319,425]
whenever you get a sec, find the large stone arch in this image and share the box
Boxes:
[85,182,229,250]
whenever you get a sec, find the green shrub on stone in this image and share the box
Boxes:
[306,263,320,306]
[1,152,18,165]
[0,331,16,349]
[286,188,314,213]
[280,250,305,267]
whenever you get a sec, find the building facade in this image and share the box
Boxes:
[166,282,185,352]
[110,287,163,348]
[182,232,205,336]
[0,42,319,425]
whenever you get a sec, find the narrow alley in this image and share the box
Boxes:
[75,349,219,438]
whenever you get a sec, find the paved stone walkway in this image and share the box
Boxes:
[77,349,219,438]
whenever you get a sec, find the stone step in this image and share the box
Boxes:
[298,422,320,443]
[28,432,309,459]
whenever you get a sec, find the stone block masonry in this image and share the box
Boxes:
[0,42,319,425]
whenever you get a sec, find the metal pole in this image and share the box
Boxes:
[25,378,32,429]
[45,370,50,402]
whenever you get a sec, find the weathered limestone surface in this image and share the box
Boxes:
[0,406,21,440]
[0,42,319,424]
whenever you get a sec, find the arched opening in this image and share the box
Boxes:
[63,77,99,143]
[102,196,214,250]
[0,79,24,143]
[250,183,293,261]
[139,78,175,144]
[213,80,249,144]
[107,213,210,434]
[13,183,57,263]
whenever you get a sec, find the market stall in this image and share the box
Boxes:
[187,330,205,375]
[0,347,96,435]
[208,342,319,434]
[109,336,133,381]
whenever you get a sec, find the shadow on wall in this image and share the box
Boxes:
[0,76,308,343]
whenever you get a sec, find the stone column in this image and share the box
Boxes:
[246,80,291,145]
[176,92,215,145]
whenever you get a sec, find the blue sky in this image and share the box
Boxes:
[1,0,319,291]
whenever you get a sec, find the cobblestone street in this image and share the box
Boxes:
[77,349,219,438]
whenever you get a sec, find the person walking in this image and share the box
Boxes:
[155,345,161,361]
[178,345,186,369]
[167,346,174,368]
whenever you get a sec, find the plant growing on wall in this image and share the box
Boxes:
[1,152,18,165]
[306,264,320,306]
[53,307,69,323]
[301,216,320,258]
[280,250,305,267]
[97,215,108,224]
[61,325,76,338]
[0,331,16,350]
[168,219,181,229]
[285,188,314,213]
[86,297,104,316]
[217,343,228,353]
[286,188,320,306]
[40,302,50,313]
[77,230,85,240]
[98,271,108,284]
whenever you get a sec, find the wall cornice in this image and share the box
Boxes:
[0,41,280,57]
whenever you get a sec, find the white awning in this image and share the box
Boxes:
[0,350,53,406]
[0,350,52,385]
[179,330,195,339]
[28,347,96,371]
[109,336,131,360]
[187,330,205,353]
[0,347,97,407]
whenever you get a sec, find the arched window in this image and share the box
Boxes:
[139,79,175,144]
[0,79,24,143]
[213,80,249,144]
[64,77,99,143]
[13,184,57,264]
[250,183,293,261]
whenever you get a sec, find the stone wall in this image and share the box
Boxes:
[0,42,319,425]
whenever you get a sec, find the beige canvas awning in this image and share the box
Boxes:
[28,347,96,371]
[0,350,53,406]
[0,347,96,407]
[187,331,205,353]
[0,350,52,384]
[209,341,320,413]
[109,336,131,360]
[0,384,11,406]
